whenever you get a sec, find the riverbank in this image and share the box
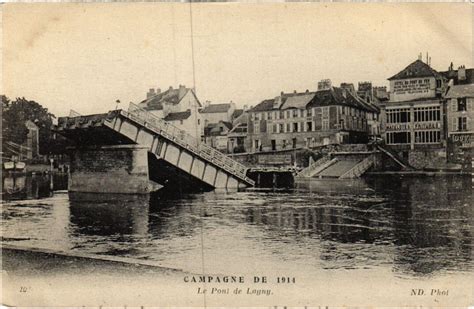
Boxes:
[1,244,201,306]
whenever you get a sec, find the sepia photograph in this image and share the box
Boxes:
[1,2,473,307]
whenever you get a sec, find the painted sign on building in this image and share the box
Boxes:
[393,78,431,95]
[390,78,435,102]
[450,133,474,147]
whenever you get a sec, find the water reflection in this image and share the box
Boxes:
[2,174,68,200]
[1,175,473,277]
[244,177,473,275]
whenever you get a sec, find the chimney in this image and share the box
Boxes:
[458,65,466,81]
[204,100,211,108]
[178,84,187,99]
[317,79,332,91]
[281,91,284,96]
[156,88,161,94]
[169,86,173,90]
[146,88,156,99]
[243,104,248,111]
[293,90,297,94]
[340,83,355,94]
[229,100,236,110]
[305,89,309,93]
[341,88,347,99]
[274,96,282,109]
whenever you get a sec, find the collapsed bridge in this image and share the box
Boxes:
[56,103,255,194]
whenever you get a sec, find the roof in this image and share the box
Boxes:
[250,99,276,112]
[232,109,243,119]
[440,68,474,85]
[307,87,378,112]
[388,60,443,81]
[201,103,231,113]
[140,87,200,111]
[445,84,474,98]
[163,110,191,121]
[280,93,315,110]
[228,123,247,136]
[205,121,232,136]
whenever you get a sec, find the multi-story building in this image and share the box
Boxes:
[138,85,203,139]
[246,80,379,152]
[379,59,448,168]
[442,65,474,163]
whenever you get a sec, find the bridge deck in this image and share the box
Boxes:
[57,104,254,191]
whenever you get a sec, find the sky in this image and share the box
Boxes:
[2,3,473,117]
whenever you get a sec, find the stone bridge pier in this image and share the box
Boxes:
[68,145,161,194]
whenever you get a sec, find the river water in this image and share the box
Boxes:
[1,174,473,280]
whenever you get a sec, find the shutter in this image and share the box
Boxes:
[452,117,457,132]
[451,99,456,112]
[468,98,474,111]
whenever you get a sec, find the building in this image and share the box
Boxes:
[379,59,448,168]
[203,121,233,152]
[227,110,249,153]
[246,80,379,152]
[200,101,236,126]
[139,85,202,139]
[442,65,474,164]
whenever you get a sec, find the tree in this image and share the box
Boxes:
[2,96,56,155]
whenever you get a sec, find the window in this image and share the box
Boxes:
[387,108,411,123]
[282,140,287,148]
[254,140,260,150]
[307,121,313,131]
[293,123,298,132]
[386,132,411,144]
[286,110,291,118]
[280,111,285,119]
[307,109,313,117]
[339,119,345,129]
[272,124,277,133]
[279,124,284,133]
[457,98,467,111]
[254,122,260,133]
[415,130,441,144]
[322,107,329,118]
[436,79,442,88]
[286,123,291,132]
[458,117,467,131]
[322,120,329,130]
[293,109,298,117]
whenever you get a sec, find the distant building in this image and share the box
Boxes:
[203,121,233,152]
[200,101,236,126]
[139,85,202,139]
[246,81,379,152]
[442,65,474,164]
[227,110,249,153]
[380,59,448,168]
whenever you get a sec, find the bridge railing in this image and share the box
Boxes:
[339,156,373,179]
[125,103,253,184]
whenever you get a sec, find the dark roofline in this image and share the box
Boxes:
[388,59,443,81]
